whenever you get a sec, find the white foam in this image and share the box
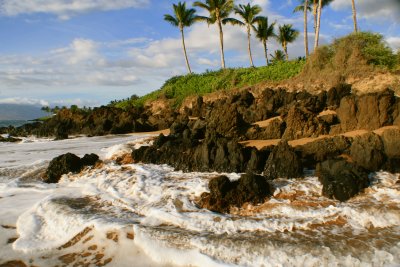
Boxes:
[0,135,399,266]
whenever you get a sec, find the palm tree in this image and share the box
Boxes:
[351,0,358,33]
[254,17,276,65]
[294,0,312,58]
[270,50,286,63]
[194,0,235,69]
[277,24,299,60]
[164,2,198,74]
[314,0,322,49]
[232,3,262,67]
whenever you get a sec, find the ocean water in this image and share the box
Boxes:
[0,134,399,267]
[0,120,29,128]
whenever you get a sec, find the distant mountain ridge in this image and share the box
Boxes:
[0,104,48,120]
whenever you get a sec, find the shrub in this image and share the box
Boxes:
[297,32,398,88]
[112,60,305,108]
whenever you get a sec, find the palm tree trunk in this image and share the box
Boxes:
[284,42,288,60]
[217,19,226,69]
[314,0,322,49]
[351,0,358,33]
[247,26,254,67]
[313,0,318,34]
[304,0,309,58]
[180,28,192,74]
[263,40,269,65]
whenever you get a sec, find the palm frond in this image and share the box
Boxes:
[222,17,244,26]
[196,15,214,25]
[164,14,179,27]
[293,5,312,13]
[193,1,211,11]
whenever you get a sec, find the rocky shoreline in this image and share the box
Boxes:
[130,85,400,210]
[5,84,400,212]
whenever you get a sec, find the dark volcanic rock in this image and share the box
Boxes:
[380,128,400,172]
[246,117,285,140]
[380,128,400,159]
[45,153,83,183]
[350,132,385,172]
[0,136,22,143]
[316,159,370,201]
[263,141,303,179]
[296,136,351,168]
[336,90,395,133]
[326,84,351,108]
[198,173,273,213]
[81,153,100,166]
[205,100,250,139]
[45,153,100,183]
[282,105,328,140]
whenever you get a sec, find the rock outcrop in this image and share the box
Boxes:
[45,153,100,183]
[198,174,273,213]
[316,159,370,201]
[263,141,303,179]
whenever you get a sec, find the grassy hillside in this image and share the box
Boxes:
[112,60,305,109]
[295,32,399,89]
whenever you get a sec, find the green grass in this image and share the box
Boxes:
[113,60,305,109]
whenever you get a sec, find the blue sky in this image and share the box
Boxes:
[0,0,399,107]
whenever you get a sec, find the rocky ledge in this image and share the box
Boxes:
[131,85,400,211]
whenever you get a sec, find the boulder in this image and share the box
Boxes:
[205,100,250,138]
[247,117,285,140]
[296,135,350,168]
[350,132,385,171]
[81,153,100,166]
[379,127,400,159]
[263,141,303,179]
[379,128,400,172]
[198,174,272,213]
[45,153,83,183]
[326,84,351,108]
[282,105,327,140]
[316,159,370,201]
[45,153,100,183]
[336,90,394,133]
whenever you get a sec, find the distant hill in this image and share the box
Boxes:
[0,104,48,120]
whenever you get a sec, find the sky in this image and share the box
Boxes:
[0,0,399,107]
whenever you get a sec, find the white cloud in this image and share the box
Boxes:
[197,58,219,67]
[387,37,400,52]
[0,0,149,19]
[0,97,49,106]
[66,39,101,65]
[331,0,400,23]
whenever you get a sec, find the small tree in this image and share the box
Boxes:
[277,24,299,60]
[164,2,199,74]
[194,0,235,69]
[270,50,286,63]
[232,3,263,67]
[70,105,78,113]
[254,17,276,65]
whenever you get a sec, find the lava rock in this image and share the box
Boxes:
[198,173,273,213]
[45,153,83,183]
[0,136,22,143]
[350,132,385,171]
[282,105,328,140]
[81,153,100,166]
[296,135,350,169]
[263,141,303,179]
[45,153,100,183]
[316,159,370,202]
